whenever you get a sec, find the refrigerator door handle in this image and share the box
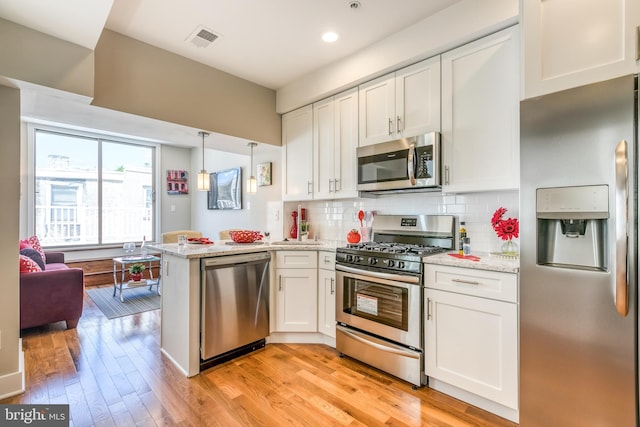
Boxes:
[614,139,629,317]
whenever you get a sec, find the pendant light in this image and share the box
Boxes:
[247,142,258,194]
[197,131,210,191]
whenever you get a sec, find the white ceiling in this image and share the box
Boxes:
[0,0,461,151]
[104,0,460,89]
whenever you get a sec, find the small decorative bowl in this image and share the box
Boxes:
[229,230,263,243]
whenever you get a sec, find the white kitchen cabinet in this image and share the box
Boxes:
[317,251,336,338]
[424,264,518,413]
[282,105,313,201]
[358,57,440,147]
[313,88,358,200]
[441,26,519,193]
[274,251,318,332]
[522,0,640,99]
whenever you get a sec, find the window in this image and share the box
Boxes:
[33,128,156,247]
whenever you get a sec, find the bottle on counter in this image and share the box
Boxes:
[463,237,471,256]
[458,222,466,255]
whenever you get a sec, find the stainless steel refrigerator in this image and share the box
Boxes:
[520,75,637,426]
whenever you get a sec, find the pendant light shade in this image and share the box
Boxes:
[247,142,258,194]
[197,131,210,191]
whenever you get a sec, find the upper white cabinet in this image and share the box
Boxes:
[313,88,359,200]
[282,105,313,201]
[522,0,640,99]
[441,26,519,193]
[358,57,440,147]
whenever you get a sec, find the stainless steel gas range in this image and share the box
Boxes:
[335,214,455,388]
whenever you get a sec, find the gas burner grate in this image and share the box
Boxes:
[345,242,447,255]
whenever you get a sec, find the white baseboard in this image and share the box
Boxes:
[429,378,519,423]
[267,332,335,347]
[0,339,24,400]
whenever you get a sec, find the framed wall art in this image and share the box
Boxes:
[167,170,188,194]
[257,162,272,187]
[207,167,242,210]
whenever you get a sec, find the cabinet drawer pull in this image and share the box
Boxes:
[444,165,450,185]
[279,275,282,291]
[330,278,335,295]
[307,181,313,195]
[427,297,432,320]
[388,118,393,135]
[452,278,480,286]
[329,179,334,193]
[397,115,402,133]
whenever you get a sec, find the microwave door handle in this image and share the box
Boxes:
[407,144,416,186]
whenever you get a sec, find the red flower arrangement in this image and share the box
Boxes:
[491,207,519,241]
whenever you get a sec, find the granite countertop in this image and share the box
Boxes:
[424,251,519,273]
[149,239,341,259]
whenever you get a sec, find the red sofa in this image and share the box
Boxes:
[20,251,84,330]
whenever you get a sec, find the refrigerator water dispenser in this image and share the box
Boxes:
[536,185,609,271]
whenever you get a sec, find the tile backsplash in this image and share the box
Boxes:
[284,189,519,253]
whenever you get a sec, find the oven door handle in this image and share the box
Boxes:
[335,264,420,284]
[337,325,421,359]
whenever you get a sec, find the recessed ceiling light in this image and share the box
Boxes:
[322,32,339,43]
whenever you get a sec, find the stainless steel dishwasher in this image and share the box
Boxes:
[200,251,270,369]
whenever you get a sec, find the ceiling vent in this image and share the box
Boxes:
[186,25,220,48]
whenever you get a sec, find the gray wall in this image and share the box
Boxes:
[160,145,193,234]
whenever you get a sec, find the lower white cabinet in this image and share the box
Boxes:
[274,251,318,332]
[424,265,518,412]
[317,251,336,338]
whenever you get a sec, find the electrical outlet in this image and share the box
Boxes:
[170,204,176,212]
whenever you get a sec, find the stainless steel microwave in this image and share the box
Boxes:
[356,132,440,193]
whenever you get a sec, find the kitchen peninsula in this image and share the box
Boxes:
[149,240,336,377]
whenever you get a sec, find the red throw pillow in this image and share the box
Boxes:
[19,239,32,250]
[22,236,46,263]
[19,254,42,273]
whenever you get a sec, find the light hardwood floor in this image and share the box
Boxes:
[2,290,518,426]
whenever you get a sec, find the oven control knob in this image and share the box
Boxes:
[397,261,405,269]
[387,259,395,268]
[368,257,377,265]
[346,254,353,262]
